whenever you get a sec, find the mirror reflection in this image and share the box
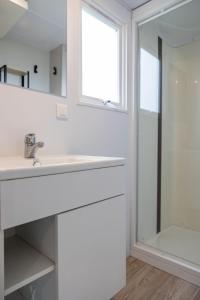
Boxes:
[0,0,67,97]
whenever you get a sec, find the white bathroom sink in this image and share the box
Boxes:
[0,155,125,180]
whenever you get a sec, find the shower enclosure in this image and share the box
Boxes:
[137,0,200,269]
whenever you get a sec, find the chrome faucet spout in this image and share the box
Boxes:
[24,134,44,159]
[29,142,44,158]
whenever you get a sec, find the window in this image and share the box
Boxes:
[140,48,159,113]
[81,2,126,110]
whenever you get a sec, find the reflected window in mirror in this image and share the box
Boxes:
[0,0,67,97]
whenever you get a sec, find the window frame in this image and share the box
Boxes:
[79,0,128,112]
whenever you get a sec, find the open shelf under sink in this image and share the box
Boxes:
[6,291,25,300]
[5,236,55,296]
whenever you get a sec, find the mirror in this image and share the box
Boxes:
[0,0,67,97]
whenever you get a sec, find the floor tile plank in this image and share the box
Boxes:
[113,257,200,300]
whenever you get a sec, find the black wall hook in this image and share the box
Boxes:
[34,65,38,73]
[53,67,57,75]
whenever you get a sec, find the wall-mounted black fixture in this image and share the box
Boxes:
[34,65,38,74]
[0,65,7,83]
[53,67,57,75]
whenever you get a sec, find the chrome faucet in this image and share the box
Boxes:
[24,134,44,159]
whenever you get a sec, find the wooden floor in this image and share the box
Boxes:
[112,257,200,300]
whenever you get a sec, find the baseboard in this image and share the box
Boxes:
[132,243,200,286]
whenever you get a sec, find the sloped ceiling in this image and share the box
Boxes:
[156,0,200,47]
[4,0,67,52]
[121,0,151,9]
[0,0,27,39]
[139,0,200,48]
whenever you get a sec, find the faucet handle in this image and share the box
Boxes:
[25,133,36,145]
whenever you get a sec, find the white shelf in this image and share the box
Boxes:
[6,291,25,300]
[5,236,55,296]
[7,67,27,76]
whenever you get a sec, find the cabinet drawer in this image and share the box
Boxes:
[0,166,125,229]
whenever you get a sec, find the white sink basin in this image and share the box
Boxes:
[0,155,125,180]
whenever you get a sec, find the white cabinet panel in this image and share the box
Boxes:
[57,196,126,300]
[0,166,125,229]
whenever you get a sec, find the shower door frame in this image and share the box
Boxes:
[130,0,200,286]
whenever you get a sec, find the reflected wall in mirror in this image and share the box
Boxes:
[0,0,67,97]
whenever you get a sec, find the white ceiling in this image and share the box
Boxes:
[139,0,200,48]
[120,0,151,9]
[5,0,67,52]
[0,0,27,39]
[156,0,200,47]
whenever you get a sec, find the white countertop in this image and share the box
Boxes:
[0,155,125,180]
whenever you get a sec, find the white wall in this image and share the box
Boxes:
[0,38,50,93]
[0,0,132,253]
[0,85,68,156]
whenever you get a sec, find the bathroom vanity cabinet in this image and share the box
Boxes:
[0,156,126,300]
